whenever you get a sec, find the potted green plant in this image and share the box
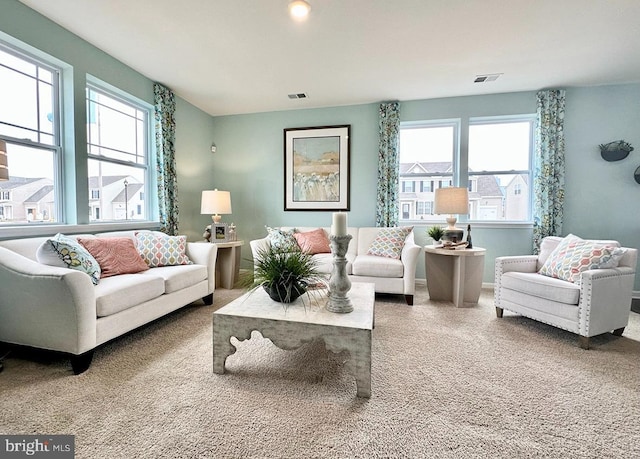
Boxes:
[427,225,444,243]
[241,245,325,303]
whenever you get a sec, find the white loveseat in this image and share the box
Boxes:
[495,236,638,349]
[0,230,217,373]
[250,227,421,305]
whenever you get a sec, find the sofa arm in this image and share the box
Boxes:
[249,237,270,269]
[0,247,97,355]
[579,266,636,336]
[400,240,422,295]
[186,242,218,294]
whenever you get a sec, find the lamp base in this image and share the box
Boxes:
[442,229,463,243]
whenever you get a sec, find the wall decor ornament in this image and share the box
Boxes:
[284,125,350,211]
[599,140,634,162]
[635,166,640,185]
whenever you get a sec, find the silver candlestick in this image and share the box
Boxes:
[327,234,353,313]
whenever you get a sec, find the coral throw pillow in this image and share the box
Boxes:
[366,227,413,259]
[538,234,626,283]
[294,228,331,254]
[135,232,193,267]
[78,237,149,278]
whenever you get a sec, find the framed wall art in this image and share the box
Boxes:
[284,125,350,211]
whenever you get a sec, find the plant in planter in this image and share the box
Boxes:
[427,225,444,243]
[241,245,325,303]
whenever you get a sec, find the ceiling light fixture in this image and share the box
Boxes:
[289,0,311,19]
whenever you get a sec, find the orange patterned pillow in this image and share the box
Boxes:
[293,228,331,254]
[78,237,149,278]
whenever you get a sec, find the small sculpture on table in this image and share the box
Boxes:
[327,212,353,313]
[203,224,212,242]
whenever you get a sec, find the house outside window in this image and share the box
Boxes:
[87,81,151,222]
[0,43,61,225]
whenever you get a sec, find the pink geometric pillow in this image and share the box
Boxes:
[538,234,626,283]
[78,237,149,278]
[135,232,193,267]
[293,228,331,254]
[366,227,413,259]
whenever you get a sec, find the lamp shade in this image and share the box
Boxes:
[201,189,232,216]
[434,187,468,215]
[0,139,8,181]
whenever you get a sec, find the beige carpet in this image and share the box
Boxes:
[1,287,639,459]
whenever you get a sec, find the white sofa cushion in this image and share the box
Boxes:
[95,274,165,317]
[501,271,580,305]
[140,264,207,294]
[352,254,404,278]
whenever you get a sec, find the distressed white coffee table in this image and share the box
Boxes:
[213,282,375,398]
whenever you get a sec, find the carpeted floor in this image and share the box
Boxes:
[1,287,639,459]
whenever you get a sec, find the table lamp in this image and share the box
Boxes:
[434,187,468,242]
[201,189,232,223]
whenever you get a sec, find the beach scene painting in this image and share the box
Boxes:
[285,125,350,211]
[292,136,340,202]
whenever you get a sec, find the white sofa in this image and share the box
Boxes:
[250,227,421,305]
[0,230,217,373]
[495,236,638,349]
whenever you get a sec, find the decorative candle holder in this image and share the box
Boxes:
[327,234,353,313]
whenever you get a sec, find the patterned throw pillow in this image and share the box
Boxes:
[266,226,300,252]
[366,227,413,259]
[78,237,149,278]
[293,228,331,254]
[135,232,193,267]
[40,233,101,285]
[538,234,626,283]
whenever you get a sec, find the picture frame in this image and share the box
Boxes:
[213,223,228,243]
[284,125,350,211]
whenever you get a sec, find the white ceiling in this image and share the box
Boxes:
[19,0,640,117]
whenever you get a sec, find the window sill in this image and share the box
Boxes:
[0,221,160,240]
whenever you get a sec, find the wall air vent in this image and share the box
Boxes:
[288,93,308,99]
[474,73,502,83]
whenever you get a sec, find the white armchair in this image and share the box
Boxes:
[494,236,638,349]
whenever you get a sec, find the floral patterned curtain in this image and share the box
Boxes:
[533,89,566,253]
[154,83,179,235]
[376,102,400,227]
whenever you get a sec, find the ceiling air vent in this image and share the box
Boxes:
[288,93,308,99]
[474,73,502,83]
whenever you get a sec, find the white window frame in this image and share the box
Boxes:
[468,115,535,223]
[0,40,63,226]
[86,76,154,223]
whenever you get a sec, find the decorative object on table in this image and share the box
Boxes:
[228,223,237,241]
[599,140,634,162]
[433,187,469,242]
[427,225,444,244]
[283,125,350,211]
[241,245,324,304]
[213,223,229,243]
[201,189,232,223]
[327,212,353,313]
[203,225,212,242]
[441,240,468,250]
[0,139,9,181]
[465,224,473,249]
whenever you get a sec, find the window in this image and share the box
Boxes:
[86,82,150,222]
[399,120,458,222]
[399,116,533,223]
[468,117,534,221]
[0,43,61,225]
